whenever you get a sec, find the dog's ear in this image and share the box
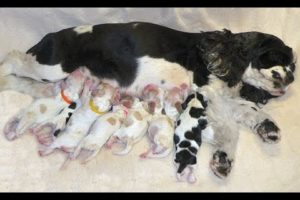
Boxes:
[258,48,293,67]
[254,36,293,67]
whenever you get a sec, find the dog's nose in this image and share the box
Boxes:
[285,71,294,85]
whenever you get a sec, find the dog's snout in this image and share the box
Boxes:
[285,71,294,85]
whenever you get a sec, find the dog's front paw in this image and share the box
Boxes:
[210,150,233,179]
[256,119,280,144]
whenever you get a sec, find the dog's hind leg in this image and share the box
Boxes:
[0,75,60,98]
[0,50,69,82]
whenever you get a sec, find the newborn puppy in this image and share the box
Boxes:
[173,91,211,184]
[60,104,129,168]
[164,84,189,121]
[4,68,86,141]
[38,82,120,156]
[139,84,175,159]
[32,78,97,146]
[107,96,152,156]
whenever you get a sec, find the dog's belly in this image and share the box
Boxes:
[103,56,193,96]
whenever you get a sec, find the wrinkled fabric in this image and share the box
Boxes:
[0,8,299,192]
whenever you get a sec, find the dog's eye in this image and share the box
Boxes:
[271,71,282,80]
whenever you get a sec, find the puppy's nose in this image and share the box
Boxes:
[285,71,294,85]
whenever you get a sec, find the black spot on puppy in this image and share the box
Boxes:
[176,120,181,127]
[175,150,197,173]
[65,112,73,124]
[188,146,197,154]
[174,134,180,145]
[54,129,61,137]
[68,102,77,109]
[181,94,195,110]
[196,92,208,108]
[160,79,165,84]
[41,79,50,82]
[197,119,208,129]
[185,129,202,146]
[189,107,205,118]
[179,140,191,148]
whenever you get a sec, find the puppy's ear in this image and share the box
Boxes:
[112,89,121,105]
[174,101,183,113]
[148,101,156,114]
[179,83,189,101]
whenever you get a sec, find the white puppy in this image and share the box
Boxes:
[107,95,151,156]
[139,84,188,159]
[61,104,129,168]
[38,82,120,156]
[3,68,87,141]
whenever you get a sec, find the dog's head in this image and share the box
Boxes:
[198,30,296,99]
[241,34,295,97]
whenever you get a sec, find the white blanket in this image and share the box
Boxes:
[0,8,299,192]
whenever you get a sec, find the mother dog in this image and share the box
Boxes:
[0,22,296,179]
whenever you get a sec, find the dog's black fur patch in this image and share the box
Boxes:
[240,82,276,105]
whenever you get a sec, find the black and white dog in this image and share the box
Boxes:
[0,22,296,179]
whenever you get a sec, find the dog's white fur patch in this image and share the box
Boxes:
[0,50,69,82]
[260,66,286,80]
[123,56,193,96]
[73,25,93,34]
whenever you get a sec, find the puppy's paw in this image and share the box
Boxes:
[256,119,280,144]
[33,123,56,146]
[3,117,20,141]
[210,150,233,179]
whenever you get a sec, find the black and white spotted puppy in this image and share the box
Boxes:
[173,91,212,184]
[3,68,86,141]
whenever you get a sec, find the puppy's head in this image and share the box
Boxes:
[91,83,120,112]
[61,68,87,101]
[164,84,189,114]
[142,84,164,114]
